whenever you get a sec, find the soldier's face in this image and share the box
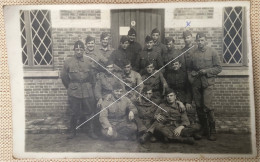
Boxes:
[144,90,153,100]
[74,48,84,58]
[101,36,109,47]
[166,92,177,104]
[152,33,160,42]
[106,64,114,74]
[123,64,131,74]
[113,89,123,99]
[146,64,154,74]
[166,41,174,50]
[86,40,95,51]
[184,35,192,45]
[128,34,136,42]
[146,40,154,50]
[172,61,182,71]
[120,41,129,50]
[197,37,206,48]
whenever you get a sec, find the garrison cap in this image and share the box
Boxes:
[85,35,95,44]
[196,32,206,40]
[183,30,192,38]
[128,28,137,36]
[151,28,160,35]
[165,37,175,44]
[122,59,131,67]
[120,36,129,43]
[100,32,110,41]
[145,35,153,42]
[112,82,124,90]
[165,88,176,96]
[144,60,154,68]
[73,40,85,50]
[142,85,153,93]
[104,59,114,67]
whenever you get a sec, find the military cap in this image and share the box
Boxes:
[183,30,192,38]
[112,82,124,90]
[196,32,206,40]
[104,59,114,67]
[100,32,110,41]
[85,35,95,44]
[165,37,175,44]
[145,35,153,43]
[142,85,153,93]
[128,28,137,36]
[73,40,85,50]
[120,36,129,43]
[122,59,131,67]
[144,60,154,68]
[151,28,160,35]
[165,88,176,96]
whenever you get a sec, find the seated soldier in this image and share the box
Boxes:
[141,61,168,100]
[99,82,138,140]
[140,89,200,145]
[136,35,163,73]
[94,60,124,109]
[121,59,143,102]
[135,86,160,142]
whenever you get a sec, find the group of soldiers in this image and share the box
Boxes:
[61,27,222,145]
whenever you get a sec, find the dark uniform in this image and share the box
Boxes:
[99,93,138,140]
[151,28,167,58]
[189,32,222,140]
[61,40,96,139]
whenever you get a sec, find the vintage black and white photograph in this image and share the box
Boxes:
[4,1,256,158]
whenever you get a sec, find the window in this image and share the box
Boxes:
[223,7,247,66]
[20,10,53,68]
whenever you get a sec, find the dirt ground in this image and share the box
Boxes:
[25,133,252,154]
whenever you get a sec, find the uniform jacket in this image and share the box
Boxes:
[165,68,192,104]
[97,45,114,60]
[142,71,167,92]
[136,48,163,72]
[94,72,124,100]
[61,55,94,98]
[136,98,158,120]
[155,102,190,127]
[181,45,197,72]
[163,47,183,72]
[153,41,167,58]
[122,70,143,93]
[99,96,138,129]
[127,41,142,70]
[110,46,133,68]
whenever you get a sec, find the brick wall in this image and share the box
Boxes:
[60,10,101,19]
[174,7,214,19]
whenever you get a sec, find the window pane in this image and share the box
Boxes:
[20,10,28,65]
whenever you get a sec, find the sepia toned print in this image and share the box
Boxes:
[4,1,256,159]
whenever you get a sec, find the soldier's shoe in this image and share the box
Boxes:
[150,136,157,143]
[116,134,129,141]
[171,136,195,145]
[193,133,202,140]
[139,132,152,144]
[207,133,217,141]
[89,131,99,139]
[129,134,137,141]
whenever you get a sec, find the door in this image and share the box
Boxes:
[111,9,165,49]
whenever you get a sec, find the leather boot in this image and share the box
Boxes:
[171,136,195,145]
[67,118,77,139]
[89,122,98,139]
[139,132,152,144]
[208,121,217,141]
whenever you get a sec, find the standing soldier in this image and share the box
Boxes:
[151,28,167,58]
[142,61,168,100]
[121,59,143,102]
[61,40,97,139]
[136,35,163,72]
[127,28,142,71]
[189,32,222,141]
[97,32,114,62]
[99,82,138,140]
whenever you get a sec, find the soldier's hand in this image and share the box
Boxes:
[128,111,134,121]
[185,103,192,111]
[173,126,185,137]
[155,114,165,123]
[107,127,113,136]
[176,101,186,112]
[97,98,103,108]
[198,69,207,75]
[105,94,113,101]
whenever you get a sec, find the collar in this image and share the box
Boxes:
[100,46,111,51]
[74,55,84,62]
[123,70,132,78]
[198,46,207,52]
[166,101,178,108]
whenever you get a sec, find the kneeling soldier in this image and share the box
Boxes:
[99,82,138,140]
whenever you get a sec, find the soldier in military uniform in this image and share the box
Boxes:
[61,40,97,139]
[110,36,132,69]
[97,32,114,61]
[141,61,168,100]
[189,32,222,141]
[136,35,163,72]
[99,82,138,140]
[151,28,167,58]
[94,60,125,109]
[126,28,142,71]
[140,89,199,145]
[121,59,143,102]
